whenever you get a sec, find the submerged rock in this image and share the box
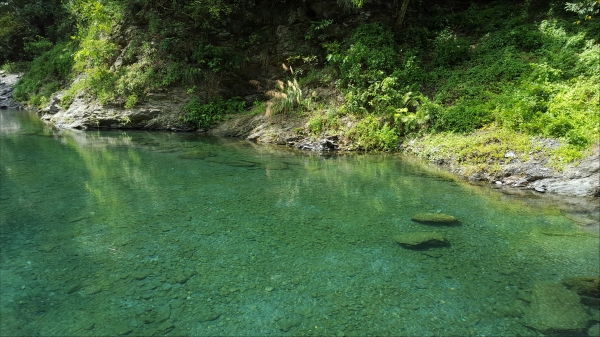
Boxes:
[197,311,221,323]
[394,232,449,249]
[155,304,171,323]
[522,282,590,336]
[277,317,303,332]
[561,276,600,298]
[411,213,459,225]
[178,150,214,160]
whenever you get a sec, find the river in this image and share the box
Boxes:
[1,109,598,336]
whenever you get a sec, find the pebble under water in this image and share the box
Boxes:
[1,110,599,336]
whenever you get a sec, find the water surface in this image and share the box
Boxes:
[1,110,598,336]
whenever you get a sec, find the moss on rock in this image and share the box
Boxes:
[411,213,459,225]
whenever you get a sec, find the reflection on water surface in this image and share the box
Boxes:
[1,110,598,336]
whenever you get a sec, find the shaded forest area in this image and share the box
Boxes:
[1,0,599,164]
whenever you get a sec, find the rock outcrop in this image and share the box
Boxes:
[0,72,23,110]
[38,88,193,131]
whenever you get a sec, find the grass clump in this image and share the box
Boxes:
[404,128,549,174]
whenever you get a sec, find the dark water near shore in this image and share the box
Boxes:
[1,110,598,336]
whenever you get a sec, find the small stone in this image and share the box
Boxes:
[117,328,133,336]
[65,283,81,294]
[38,243,58,252]
[134,270,151,280]
[198,311,221,323]
[265,286,274,292]
[277,317,302,332]
[142,315,155,324]
[155,304,171,323]
[84,323,95,330]
[411,213,459,225]
[85,284,103,295]
[156,322,175,334]
[170,299,184,309]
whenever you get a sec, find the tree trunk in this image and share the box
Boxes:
[395,0,411,30]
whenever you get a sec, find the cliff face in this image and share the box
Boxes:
[34,0,398,130]
[0,72,23,110]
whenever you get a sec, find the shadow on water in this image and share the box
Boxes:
[1,109,599,336]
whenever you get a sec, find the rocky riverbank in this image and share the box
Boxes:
[0,72,23,110]
[37,87,193,131]
[211,112,600,198]
[6,72,599,203]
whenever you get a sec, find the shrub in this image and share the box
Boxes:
[181,97,245,129]
[350,115,398,151]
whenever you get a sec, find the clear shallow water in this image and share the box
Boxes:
[1,110,598,336]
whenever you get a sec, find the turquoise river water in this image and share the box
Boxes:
[1,110,599,336]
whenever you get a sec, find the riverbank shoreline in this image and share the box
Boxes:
[6,72,599,202]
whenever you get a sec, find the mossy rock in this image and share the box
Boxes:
[394,232,449,249]
[522,282,589,335]
[178,150,214,159]
[411,213,459,225]
[561,276,600,298]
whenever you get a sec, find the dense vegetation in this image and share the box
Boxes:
[1,0,599,164]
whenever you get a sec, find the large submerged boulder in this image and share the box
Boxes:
[561,276,600,298]
[522,282,590,336]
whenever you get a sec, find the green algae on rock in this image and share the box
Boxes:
[394,232,449,249]
[522,282,590,336]
[411,213,459,225]
[561,276,600,298]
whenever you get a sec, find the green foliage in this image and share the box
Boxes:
[565,0,599,21]
[408,128,546,173]
[249,100,266,115]
[124,94,138,109]
[13,42,76,106]
[0,0,73,63]
[433,28,471,67]
[350,116,398,151]
[308,109,340,135]
[1,61,30,72]
[181,97,245,129]
[327,23,398,89]
[305,19,334,40]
